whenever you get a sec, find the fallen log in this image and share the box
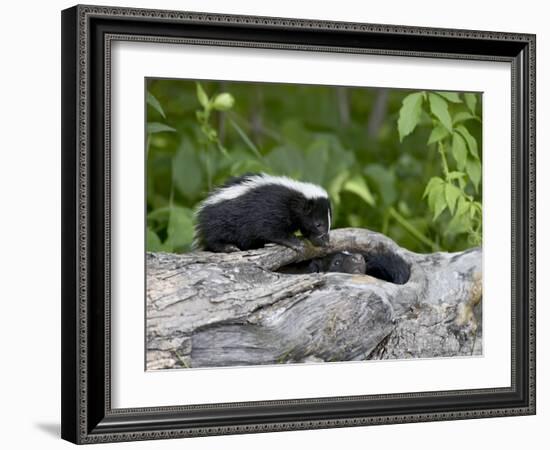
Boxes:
[146,228,482,370]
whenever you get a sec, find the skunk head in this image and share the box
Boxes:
[299,197,331,247]
[328,251,366,274]
[308,252,366,274]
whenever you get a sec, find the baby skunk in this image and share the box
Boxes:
[278,251,410,284]
[309,251,366,274]
[364,252,410,284]
[279,251,366,275]
[194,173,332,252]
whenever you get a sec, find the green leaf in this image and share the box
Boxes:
[453,111,476,125]
[447,171,466,181]
[343,174,375,206]
[464,93,478,115]
[436,92,462,103]
[456,196,470,216]
[212,93,235,111]
[328,170,350,206]
[229,119,262,159]
[427,124,449,145]
[432,187,447,221]
[451,132,468,170]
[147,92,166,119]
[196,83,209,109]
[455,125,479,159]
[146,228,164,252]
[446,204,470,235]
[470,201,482,223]
[444,183,461,214]
[147,122,176,134]
[426,179,444,212]
[469,202,481,220]
[428,93,453,132]
[165,206,194,252]
[469,202,477,220]
[397,92,424,142]
[423,176,445,199]
[466,158,482,191]
[147,206,171,224]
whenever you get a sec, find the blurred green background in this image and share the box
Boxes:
[146,79,482,254]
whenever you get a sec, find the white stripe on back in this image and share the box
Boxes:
[200,173,328,208]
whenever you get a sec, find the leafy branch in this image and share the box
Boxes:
[195,82,235,157]
[146,92,176,157]
[398,91,482,245]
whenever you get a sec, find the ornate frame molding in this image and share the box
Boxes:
[61,4,536,444]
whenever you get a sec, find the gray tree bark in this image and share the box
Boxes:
[146,228,482,370]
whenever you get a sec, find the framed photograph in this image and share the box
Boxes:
[61,4,536,444]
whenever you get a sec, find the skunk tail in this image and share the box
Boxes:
[364,252,410,285]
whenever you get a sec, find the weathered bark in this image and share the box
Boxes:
[146,228,482,370]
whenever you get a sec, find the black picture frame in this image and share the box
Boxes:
[61,4,536,444]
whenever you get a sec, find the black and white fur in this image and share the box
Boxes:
[194,173,332,252]
[310,251,366,274]
[278,251,366,275]
[278,251,410,284]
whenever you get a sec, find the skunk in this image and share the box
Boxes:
[309,251,366,274]
[278,251,366,275]
[364,252,410,284]
[194,173,332,252]
[278,251,410,284]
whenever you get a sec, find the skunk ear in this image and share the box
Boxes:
[303,199,313,214]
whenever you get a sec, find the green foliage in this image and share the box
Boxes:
[401,91,482,246]
[146,80,482,253]
[147,122,176,134]
[451,132,467,170]
[147,92,166,119]
[194,83,236,158]
[342,174,375,207]
[397,92,424,141]
[464,93,478,114]
[428,93,453,132]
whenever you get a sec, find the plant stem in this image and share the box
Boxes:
[231,111,282,142]
[388,207,439,251]
[438,141,450,179]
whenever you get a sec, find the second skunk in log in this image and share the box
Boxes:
[194,173,332,252]
[307,251,366,274]
[279,251,410,285]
